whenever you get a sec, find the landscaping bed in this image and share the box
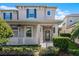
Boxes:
[0,45,41,56]
[52,36,79,56]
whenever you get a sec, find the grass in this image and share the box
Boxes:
[68,40,79,49]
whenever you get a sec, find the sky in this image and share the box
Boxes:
[0,3,79,20]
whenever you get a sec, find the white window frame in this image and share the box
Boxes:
[25,26,33,38]
[12,27,19,37]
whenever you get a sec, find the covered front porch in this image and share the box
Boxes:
[6,20,60,46]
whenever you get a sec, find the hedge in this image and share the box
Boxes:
[52,37,70,51]
[39,47,59,56]
[0,46,40,56]
[60,33,71,38]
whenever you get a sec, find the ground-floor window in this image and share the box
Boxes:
[53,27,55,33]
[26,26,32,37]
[13,30,18,37]
[11,26,18,37]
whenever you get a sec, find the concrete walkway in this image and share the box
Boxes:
[40,41,54,48]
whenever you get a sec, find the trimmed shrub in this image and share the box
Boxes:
[39,47,59,56]
[52,37,70,52]
[23,47,34,55]
[60,33,71,38]
[0,45,41,56]
[2,47,11,53]
[0,47,36,56]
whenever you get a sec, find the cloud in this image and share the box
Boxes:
[0,5,17,10]
[55,8,70,20]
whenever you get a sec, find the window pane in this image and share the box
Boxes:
[13,30,18,37]
[12,26,18,37]
[29,14,34,17]
[29,9,34,14]
[26,27,32,37]
[26,33,32,37]
[53,27,55,33]
[3,12,12,20]
[26,9,36,18]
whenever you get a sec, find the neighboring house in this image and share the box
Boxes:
[60,14,79,33]
[0,5,62,47]
[59,13,79,44]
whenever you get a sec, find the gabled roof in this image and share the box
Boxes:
[63,13,79,20]
[67,14,79,17]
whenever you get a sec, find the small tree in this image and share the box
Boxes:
[0,17,13,45]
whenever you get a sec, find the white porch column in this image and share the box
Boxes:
[23,26,26,44]
[0,11,3,18]
[40,26,43,43]
[36,24,41,44]
[18,26,24,45]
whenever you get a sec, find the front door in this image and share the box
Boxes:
[44,30,50,42]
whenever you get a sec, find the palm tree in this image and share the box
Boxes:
[71,22,79,42]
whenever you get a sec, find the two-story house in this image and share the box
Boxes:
[0,5,62,47]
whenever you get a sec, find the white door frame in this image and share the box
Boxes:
[43,29,51,42]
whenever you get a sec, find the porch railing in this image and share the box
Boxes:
[7,37,39,45]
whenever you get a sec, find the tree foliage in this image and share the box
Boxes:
[71,22,79,41]
[0,17,13,44]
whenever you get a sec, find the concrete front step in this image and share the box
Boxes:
[40,42,53,48]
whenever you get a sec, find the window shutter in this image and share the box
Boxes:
[10,13,12,20]
[3,13,5,19]
[34,9,36,18]
[27,9,29,18]
[17,11,19,20]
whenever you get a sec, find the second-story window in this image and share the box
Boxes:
[26,9,36,18]
[3,12,12,20]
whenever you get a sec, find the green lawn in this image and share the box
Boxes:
[68,40,79,49]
